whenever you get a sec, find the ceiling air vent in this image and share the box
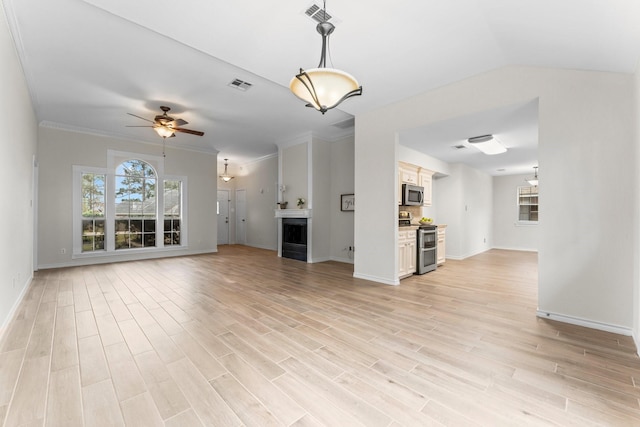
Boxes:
[228,78,253,91]
[305,3,333,23]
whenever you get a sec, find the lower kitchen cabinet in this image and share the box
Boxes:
[437,225,446,265]
[398,228,417,278]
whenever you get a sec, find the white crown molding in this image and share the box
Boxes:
[39,121,219,155]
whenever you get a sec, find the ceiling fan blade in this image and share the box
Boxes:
[173,118,188,126]
[127,113,155,123]
[174,127,204,136]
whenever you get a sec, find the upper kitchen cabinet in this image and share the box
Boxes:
[419,169,434,206]
[398,161,434,206]
[399,161,419,185]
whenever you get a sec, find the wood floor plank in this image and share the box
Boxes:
[82,379,125,427]
[46,366,83,427]
[78,335,110,387]
[134,351,190,420]
[3,355,49,426]
[166,357,243,426]
[219,352,306,425]
[51,304,78,371]
[120,392,164,427]
[104,342,147,402]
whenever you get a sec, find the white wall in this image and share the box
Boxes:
[330,136,355,263]
[311,138,331,262]
[432,163,493,260]
[493,174,538,251]
[0,5,38,333]
[356,66,635,331]
[37,127,218,268]
[281,141,308,207]
[633,61,640,349]
[235,155,278,250]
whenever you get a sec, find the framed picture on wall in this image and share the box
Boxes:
[341,194,355,211]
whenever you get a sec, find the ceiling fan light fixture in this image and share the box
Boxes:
[290,1,362,114]
[154,126,175,138]
[219,158,235,182]
[467,134,507,155]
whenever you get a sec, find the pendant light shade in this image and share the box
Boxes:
[219,159,234,182]
[290,2,362,114]
[290,68,361,114]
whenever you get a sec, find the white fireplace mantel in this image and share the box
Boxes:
[274,209,312,219]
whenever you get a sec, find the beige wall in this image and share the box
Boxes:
[0,5,38,331]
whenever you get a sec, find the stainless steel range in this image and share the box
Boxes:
[416,224,437,274]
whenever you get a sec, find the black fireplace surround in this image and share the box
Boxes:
[282,218,307,261]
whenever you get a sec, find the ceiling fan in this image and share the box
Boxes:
[127,106,205,138]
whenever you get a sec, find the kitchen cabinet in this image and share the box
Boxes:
[437,225,446,265]
[398,228,417,278]
[398,161,434,207]
[419,169,434,206]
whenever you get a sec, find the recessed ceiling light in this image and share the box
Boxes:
[467,135,507,155]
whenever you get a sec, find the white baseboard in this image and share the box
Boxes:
[491,246,538,252]
[244,243,277,251]
[353,272,399,286]
[0,274,33,347]
[38,248,218,270]
[536,310,632,336]
[329,256,354,265]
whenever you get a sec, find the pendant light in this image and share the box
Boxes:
[290,0,362,114]
[219,159,234,182]
[527,166,539,186]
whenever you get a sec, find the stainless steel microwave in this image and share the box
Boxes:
[401,183,424,206]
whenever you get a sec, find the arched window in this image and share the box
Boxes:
[73,151,187,258]
[114,160,157,249]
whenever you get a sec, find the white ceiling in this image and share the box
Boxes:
[5,0,640,175]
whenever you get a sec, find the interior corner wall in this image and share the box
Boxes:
[36,127,218,268]
[633,61,640,349]
[310,139,332,262]
[355,65,635,330]
[492,174,539,252]
[234,155,278,250]
[0,4,38,332]
[329,136,355,263]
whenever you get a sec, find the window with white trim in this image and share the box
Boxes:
[81,172,106,252]
[114,160,157,249]
[72,151,187,258]
[517,185,538,223]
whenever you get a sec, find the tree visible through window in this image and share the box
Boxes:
[164,180,181,246]
[518,186,538,222]
[115,160,157,249]
[82,173,105,252]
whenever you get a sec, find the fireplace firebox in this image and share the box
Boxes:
[282,218,307,261]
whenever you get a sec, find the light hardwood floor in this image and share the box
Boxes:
[1,246,639,426]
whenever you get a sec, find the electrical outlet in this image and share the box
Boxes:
[60,248,66,254]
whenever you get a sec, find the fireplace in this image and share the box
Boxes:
[282,218,307,261]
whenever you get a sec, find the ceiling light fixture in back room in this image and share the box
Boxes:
[467,134,507,155]
[219,159,235,182]
[290,0,362,114]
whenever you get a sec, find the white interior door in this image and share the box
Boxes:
[217,190,230,245]
[235,189,247,245]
